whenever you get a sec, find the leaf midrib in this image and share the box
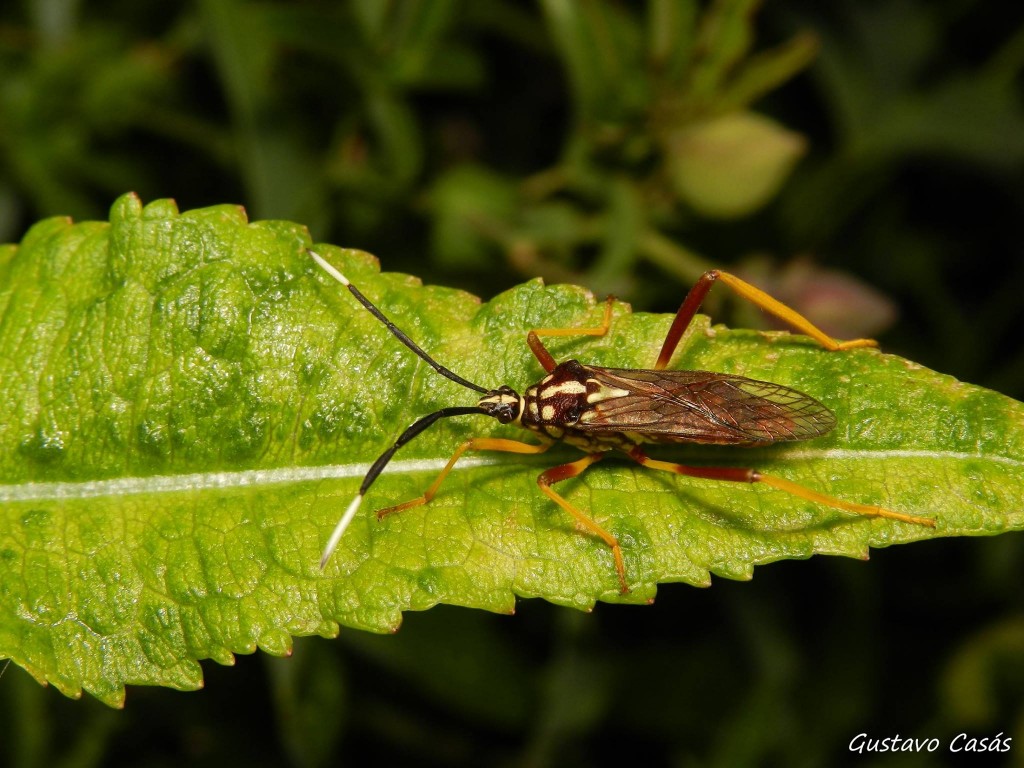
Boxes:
[0,457,502,502]
[1,447,1018,502]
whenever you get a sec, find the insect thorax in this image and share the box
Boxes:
[519,360,636,451]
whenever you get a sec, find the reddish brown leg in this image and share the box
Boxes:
[527,296,614,373]
[626,447,935,527]
[377,438,551,517]
[655,270,879,370]
[536,452,631,593]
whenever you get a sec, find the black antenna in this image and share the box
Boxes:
[318,406,482,566]
[310,250,498,566]
[309,250,489,394]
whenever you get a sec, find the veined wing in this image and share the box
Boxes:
[577,367,836,445]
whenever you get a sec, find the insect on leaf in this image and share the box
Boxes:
[1,194,1022,705]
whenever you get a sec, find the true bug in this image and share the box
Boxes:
[310,250,934,592]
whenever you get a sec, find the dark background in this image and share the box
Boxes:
[2,1,1023,766]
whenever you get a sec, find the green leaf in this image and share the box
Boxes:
[2,194,1023,706]
[688,0,760,99]
[718,31,820,111]
[665,111,807,218]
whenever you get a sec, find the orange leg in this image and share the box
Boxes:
[536,452,631,594]
[627,447,935,527]
[527,295,614,372]
[655,270,878,370]
[376,437,552,517]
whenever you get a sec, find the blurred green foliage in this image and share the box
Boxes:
[2,0,1024,766]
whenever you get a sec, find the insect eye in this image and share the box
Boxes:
[496,403,517,423]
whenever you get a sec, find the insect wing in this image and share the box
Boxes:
[578,367,836,444]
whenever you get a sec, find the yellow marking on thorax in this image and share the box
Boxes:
[540,379,588,397]
[513,396,526,425]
